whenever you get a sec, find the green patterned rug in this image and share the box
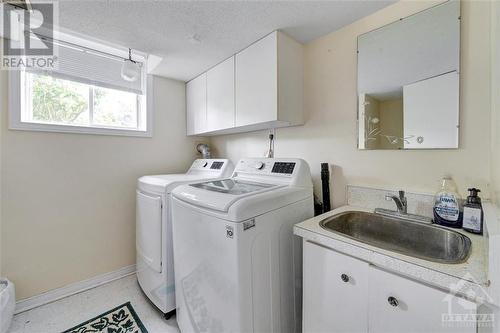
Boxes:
[62,302,148,333]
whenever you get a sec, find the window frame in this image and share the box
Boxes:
[8,70,154,137]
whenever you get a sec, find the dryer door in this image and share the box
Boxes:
[136,191,162,273]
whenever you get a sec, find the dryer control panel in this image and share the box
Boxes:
[187,159,234,177]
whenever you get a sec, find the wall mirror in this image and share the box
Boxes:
[357,1,460,150]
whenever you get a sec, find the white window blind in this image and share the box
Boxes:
[28,39,146,95]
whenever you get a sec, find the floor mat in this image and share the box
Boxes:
[62,301,148,333]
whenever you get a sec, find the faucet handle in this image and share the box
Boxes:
[399,190,408,214]
[399,190,407,204]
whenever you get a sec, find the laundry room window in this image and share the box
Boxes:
[9,33,152,137]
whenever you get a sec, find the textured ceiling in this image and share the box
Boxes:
[57,0,394,82]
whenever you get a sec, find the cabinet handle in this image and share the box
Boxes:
[340,274,350,283]
[388,296,399,307]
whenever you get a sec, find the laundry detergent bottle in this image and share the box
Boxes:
[433,177,463,228]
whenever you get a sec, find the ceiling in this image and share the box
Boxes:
[57,0,394,82]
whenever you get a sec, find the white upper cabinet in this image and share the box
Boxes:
[235,32,278,127]
[186,30,303,136]
[186,73,207,135]
[236,31,303,131]
[207,57,235,132]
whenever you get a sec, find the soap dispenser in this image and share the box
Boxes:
[433,177,463,228]
[462,188,483,235]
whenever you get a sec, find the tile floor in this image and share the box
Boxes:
[9,275,179,333]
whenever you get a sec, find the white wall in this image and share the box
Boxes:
[210,0,492,207]
[0,72,204,299]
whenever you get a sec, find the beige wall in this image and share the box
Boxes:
[210,0,492,207]
[379,98,403,150]
[491,0,500,206]
[0,73,203,299]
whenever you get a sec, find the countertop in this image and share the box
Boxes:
[294,205,491,304]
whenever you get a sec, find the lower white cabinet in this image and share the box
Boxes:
[368,265,476,333]
[303,241,369,333]
[303,241,477,333]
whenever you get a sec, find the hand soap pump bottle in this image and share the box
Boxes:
[433,177,463,228]
[462,188,483,235]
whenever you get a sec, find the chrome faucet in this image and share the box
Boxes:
[375,190,432,224]
[385,190,408,214]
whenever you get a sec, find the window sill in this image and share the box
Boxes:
[8,121,153,137]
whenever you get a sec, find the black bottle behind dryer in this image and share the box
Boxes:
[321,163,331,213]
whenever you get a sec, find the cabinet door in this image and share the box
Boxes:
[207,57,235,131]
[368,265,476,333]
[303,241,369,333]
[403,71,459,149]
[186,73,207,135]
[235,32,278,127]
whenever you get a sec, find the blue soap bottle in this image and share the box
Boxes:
[433,177,463,228]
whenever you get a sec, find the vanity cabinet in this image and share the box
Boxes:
[303,241,477,333]
[368,265,476,333]
[186,31,303,136]
[303,241,369,333]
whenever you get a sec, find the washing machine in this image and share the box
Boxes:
[136,159,233,317]
[171,158,314,332]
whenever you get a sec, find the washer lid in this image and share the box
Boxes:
[138,174,215,194]
[190,179,275,195]
[173,179,282,212]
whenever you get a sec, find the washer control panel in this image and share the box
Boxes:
[235,159,299,177]
[254,161,265,170]
[271,162,296,174]
[233,158,311,187]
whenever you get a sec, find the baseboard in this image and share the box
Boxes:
[15,265,136,314]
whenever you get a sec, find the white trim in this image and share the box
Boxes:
[8,71,154,137]
[147,75,154,136]
[14,265,137,314]
[484,203,500,307]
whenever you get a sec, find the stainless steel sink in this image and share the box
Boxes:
[319,211,471,264]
